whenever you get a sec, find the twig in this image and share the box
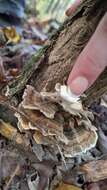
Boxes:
[4,165,20,190]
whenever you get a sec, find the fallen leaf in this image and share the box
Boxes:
[0,150,21,184]
[79,158,107,182]
[0,119,17,140]
[0,119,29,147]
[62,169,85,187]
[0,29,7,45]
[0,56,7,83]
[3,27,20,44]
[97,128,107,154]
[33,160,54,190]
[54,183,82,190]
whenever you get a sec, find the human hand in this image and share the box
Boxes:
[66,0,107,95]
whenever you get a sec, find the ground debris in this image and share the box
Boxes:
[0,140,31,190]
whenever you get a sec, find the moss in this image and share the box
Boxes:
[8,45,48,97]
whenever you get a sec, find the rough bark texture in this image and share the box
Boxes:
[8,0,107,105]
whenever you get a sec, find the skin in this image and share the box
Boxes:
[66,0,107,95]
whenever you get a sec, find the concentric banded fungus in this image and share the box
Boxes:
[22,85,58,119]
[15,85,98,158]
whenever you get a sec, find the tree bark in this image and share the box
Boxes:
[8,0,107,105]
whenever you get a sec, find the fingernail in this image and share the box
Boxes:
[65,8,71,16]
[69,76,89,95]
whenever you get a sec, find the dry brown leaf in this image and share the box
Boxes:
[0,29,7,45]
[79,158,107,182]
[54,183,82,190]
[0,56,7,83]
[97,128,107,154]
[32,161,54,190]
[0,119,17,140]
[3,27,21,44]
[0,119,29,147]
[0,150,21,184]
[0,56,16,87]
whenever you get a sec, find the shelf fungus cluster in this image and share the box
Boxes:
[15,84,98,158]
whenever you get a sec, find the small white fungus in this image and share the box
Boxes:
[55,84,80,103]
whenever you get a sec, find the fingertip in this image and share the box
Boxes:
[65,0,81,16]
[67,12,107,95]
[67,76,89,95]
[65,7,73,16]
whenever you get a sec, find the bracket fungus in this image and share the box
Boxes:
[15,84,98,158]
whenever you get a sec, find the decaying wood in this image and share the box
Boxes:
[7,0,107,106]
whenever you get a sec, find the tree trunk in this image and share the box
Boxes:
[8,0,107,106]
